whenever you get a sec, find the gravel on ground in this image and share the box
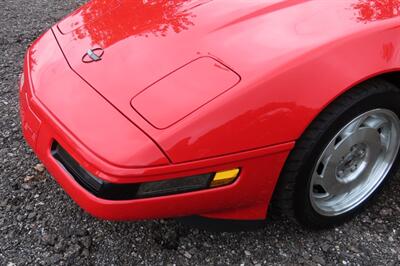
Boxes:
[1,1,400,265]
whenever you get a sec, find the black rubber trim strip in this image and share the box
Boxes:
[51,142,140,200]
[51,142,214,201]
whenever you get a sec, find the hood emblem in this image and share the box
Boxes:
[82,48,104,63]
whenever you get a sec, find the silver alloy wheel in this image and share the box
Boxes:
[310,109,400,216]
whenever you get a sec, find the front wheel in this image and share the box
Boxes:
[273,79,400,228]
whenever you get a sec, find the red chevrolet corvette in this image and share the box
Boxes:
[19,0,400,228]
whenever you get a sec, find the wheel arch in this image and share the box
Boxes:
[270,70,400,218]
[377,71,400,91]
[301,70,400,143]
[269,76,400,227]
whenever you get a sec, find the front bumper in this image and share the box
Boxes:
[19,30,294,221]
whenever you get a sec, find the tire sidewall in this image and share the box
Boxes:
[295,91,400,227]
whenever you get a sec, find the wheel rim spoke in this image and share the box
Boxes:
[363,115,389,130]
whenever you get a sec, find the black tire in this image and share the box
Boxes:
[272,79,400,229]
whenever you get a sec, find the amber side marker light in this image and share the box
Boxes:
[210,168,241,188]
[137,168,241,197]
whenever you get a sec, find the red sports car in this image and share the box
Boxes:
[19,0,400,228]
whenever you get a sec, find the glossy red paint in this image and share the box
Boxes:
[20,0,400,220]
[131,57,241,129]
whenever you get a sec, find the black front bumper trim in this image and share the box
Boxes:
[51,142,213,200]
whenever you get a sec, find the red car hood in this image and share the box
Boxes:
[52,0,292,162]
[53,0,309,127]
[52,0,394,163]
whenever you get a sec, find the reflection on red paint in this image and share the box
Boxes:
[70,0,200,48]
[353,0,400,22]
[58,0,122,34]
[382,43,395,62]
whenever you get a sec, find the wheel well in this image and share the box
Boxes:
[270,78,400,227]
[378,72,400,90]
